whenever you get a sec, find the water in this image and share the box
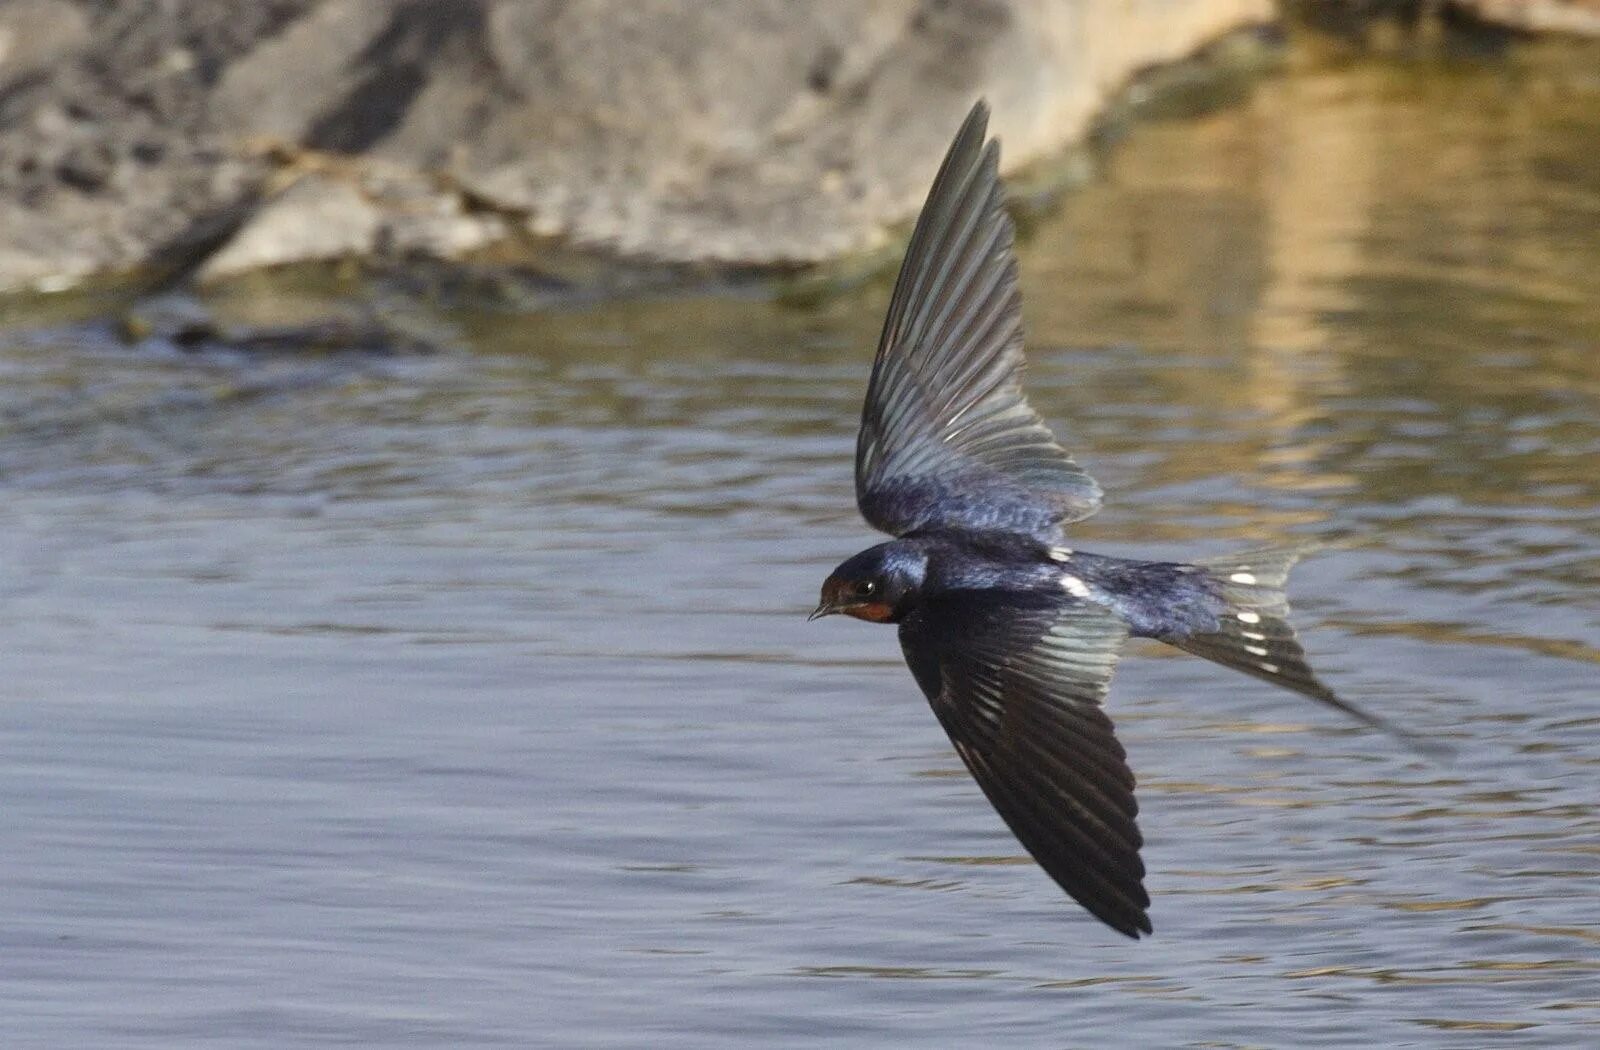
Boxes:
[3,33,1599,1049]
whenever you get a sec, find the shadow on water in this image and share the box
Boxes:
[1,25,1598,1050]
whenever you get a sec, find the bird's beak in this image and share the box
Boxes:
[808,602,836,622]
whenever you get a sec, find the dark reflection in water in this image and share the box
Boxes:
[2,32,1598,1050]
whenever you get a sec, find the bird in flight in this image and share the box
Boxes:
[812,100,1431,938]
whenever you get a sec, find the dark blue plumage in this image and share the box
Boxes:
[831,534,1225,638]
[813,101,1423,939]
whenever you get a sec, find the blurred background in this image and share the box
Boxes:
[2,3,1598,1048]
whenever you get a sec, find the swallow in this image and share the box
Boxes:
[812,100,1435,939]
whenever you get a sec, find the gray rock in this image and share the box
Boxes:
[197,173,381,281]
[0,0,90,83]
[117,293,445,356]
[1459,0,1600,34]
[0,0,1284,292]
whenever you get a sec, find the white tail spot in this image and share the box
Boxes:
[1061,574,1092,599]
[1260,662,1279,674]
[1048,547,1073,563]
[1230,571,1258,585]
[1244,644,1269,657]
[1241,630,1266,641]
[1236,611,1261,624]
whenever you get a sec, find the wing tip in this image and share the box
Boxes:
[962,97,992,139]
[942,98,997,192]
[1090,902,1153,940]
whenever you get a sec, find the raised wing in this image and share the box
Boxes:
[856,100,1101,541]
[899,591,1149,937]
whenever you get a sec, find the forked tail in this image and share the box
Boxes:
[1169,545,1447,759]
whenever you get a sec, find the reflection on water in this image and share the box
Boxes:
[3,30,1599,1050]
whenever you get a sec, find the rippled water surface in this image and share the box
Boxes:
[3,35,1599,1050]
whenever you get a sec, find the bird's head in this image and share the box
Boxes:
[811,542,927,624]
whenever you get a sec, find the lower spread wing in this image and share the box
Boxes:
[856,101,1101,542]
[898,591,1149,937]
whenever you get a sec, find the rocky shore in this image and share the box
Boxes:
[1,0,1595,294]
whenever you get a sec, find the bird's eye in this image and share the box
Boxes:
[853,580,878,599]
